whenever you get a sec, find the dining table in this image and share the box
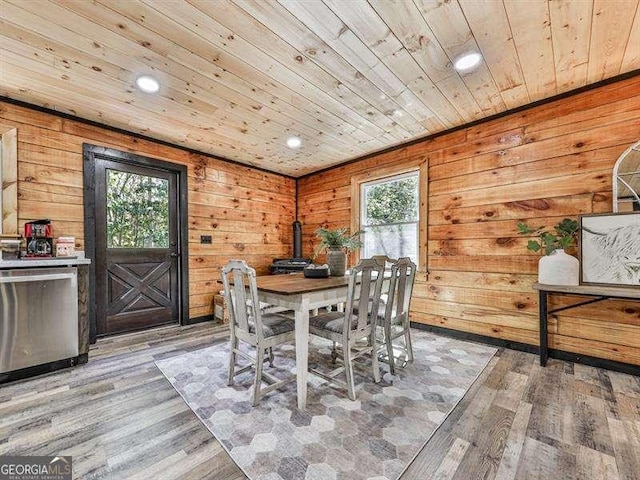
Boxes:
[252,272,352,409]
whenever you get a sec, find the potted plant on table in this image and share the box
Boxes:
[516,218,580,285]
[314,227,363,276]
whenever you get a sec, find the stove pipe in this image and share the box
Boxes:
[293,221,302,258]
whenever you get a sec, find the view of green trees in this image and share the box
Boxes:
[363,174,418,260]
[364,175,418,225]
[106,170,169,248]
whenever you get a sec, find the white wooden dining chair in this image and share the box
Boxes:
[221,260,296,406]
[372,254,396,308]
[379,257,417,374]
[308,258,385,400]
[372,255,396,268]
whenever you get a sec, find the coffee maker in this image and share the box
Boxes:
[25,219,53,257]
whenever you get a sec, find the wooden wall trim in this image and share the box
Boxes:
[297,74,640,366]
[0,125,18,235]
[412,322,640,376]
[0,95,295,180]
[0,99,296,323]
[4,68,639,184]
[298,68,640,181]
[183,314,215,326]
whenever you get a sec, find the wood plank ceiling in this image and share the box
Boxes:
[1,0,639,177]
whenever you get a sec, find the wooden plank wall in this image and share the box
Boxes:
[0,101,296,320]
[0,124,18,234]
[298,75,640,366]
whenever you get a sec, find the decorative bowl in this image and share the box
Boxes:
[303,264,330,278]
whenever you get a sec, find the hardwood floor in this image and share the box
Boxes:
[0,323,242,480]
[1,323,638,479]
[406,348,640,480]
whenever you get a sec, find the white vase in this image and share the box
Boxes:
[538,249,579,285]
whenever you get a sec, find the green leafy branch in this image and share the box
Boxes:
[516,218,579,255]
[313,227,363,259]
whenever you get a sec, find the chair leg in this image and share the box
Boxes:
[371,332,380,383]
[386,325,396,375]
[404,327,414,364]
[227,336,238,386]
[268,347,274,367]
[331,341,338,364]
[253,347,264,407]
[344,343,356,401]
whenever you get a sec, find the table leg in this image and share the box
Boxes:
[539,290,548,367]
[295,297,310,409]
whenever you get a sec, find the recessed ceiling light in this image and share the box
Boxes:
[454,52,482,71]
[135,75,160,93]
[286,136,302,149]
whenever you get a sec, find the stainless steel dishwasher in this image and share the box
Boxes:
[0,267,78,374]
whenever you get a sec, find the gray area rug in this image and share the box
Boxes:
[156,330,496,480]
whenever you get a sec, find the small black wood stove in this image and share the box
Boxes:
[269,221,311,274]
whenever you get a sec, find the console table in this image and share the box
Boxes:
[533,283,640,367]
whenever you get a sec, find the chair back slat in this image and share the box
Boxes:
[372,255,396,269]
[385,257,417,324]
[221,260,265,340]
[347,258,385,337]
[232,270,249,329]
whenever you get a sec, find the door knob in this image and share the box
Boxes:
[170,253,180,258]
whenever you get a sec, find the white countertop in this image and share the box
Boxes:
[0,257,91,268]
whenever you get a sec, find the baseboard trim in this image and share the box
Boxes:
[0,356,82,385]
[183,314,216,326]
[411,323,640,377]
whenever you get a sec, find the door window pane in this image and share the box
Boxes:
[106,170,169,248]
[361,173,419,263]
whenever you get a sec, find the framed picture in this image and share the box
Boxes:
[579,212,640,287]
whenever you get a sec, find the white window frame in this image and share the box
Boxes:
[360,171,420,263]
[351,160,428,272]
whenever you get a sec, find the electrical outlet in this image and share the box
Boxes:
[200,235,212,244]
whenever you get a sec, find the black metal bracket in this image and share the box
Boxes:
[538,289,640,368]
[547,296,608,315]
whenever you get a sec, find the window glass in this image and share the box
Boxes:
[106,169,169,248]
[361,172,419,263]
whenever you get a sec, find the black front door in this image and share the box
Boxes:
[84,145,187,338]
